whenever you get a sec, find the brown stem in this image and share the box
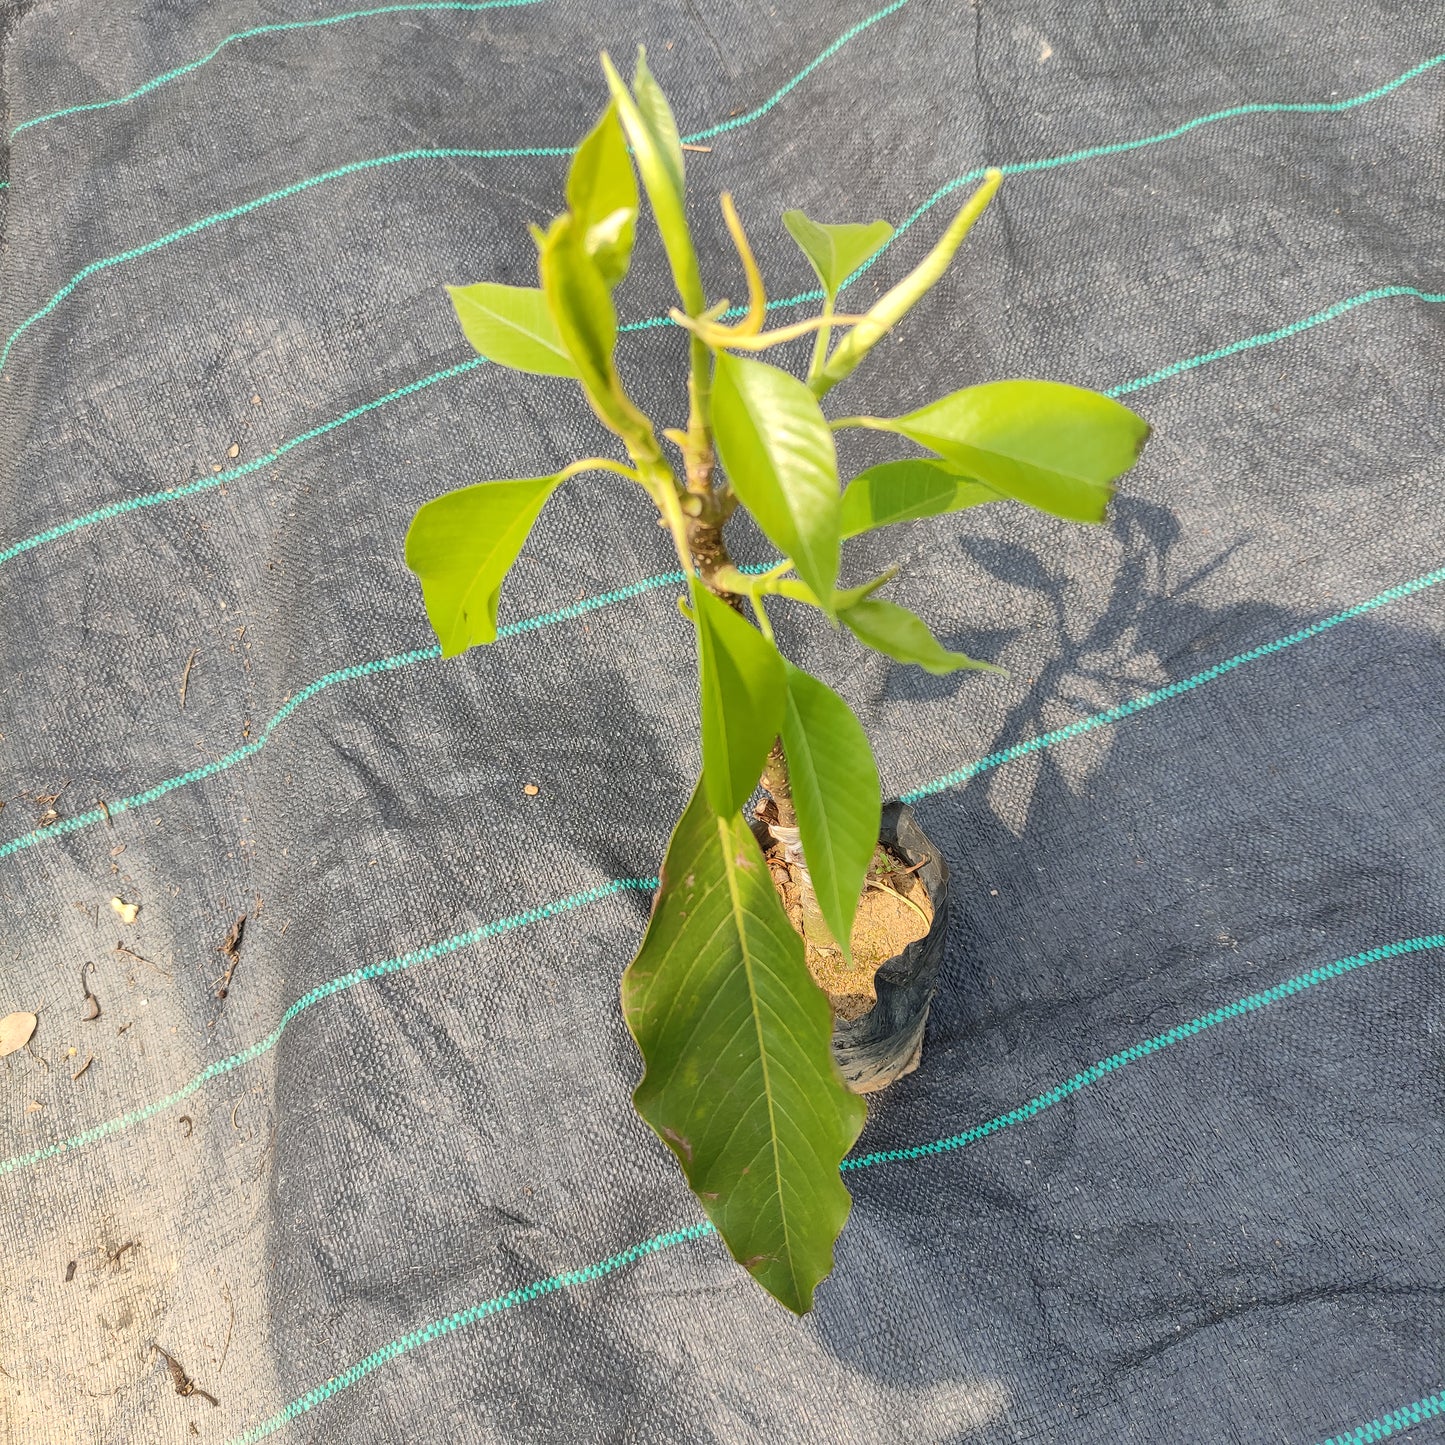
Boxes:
[760,737,795,824]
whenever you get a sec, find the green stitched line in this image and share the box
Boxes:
[225,1221,720,1445]
[1106,287,1445,396]
[843,935,1444,1169]
[7,278,1441,574]
[677,0,913,144]
[1315,1389,1445,1445]
[897,564,1445,805]
[0,307,1440,861]
[9,1,549,139]
[0,147,572,378]
[0,875,658,1176]
[3,45,1442,382]
[0,0,910,377]
[221,935,1444,1444]
[0,354,490,567]
[832,49,1445,297]
[0,564,779,863]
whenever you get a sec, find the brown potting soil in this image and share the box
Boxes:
[766,843,934,1022]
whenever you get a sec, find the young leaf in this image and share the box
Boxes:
[692,581,785,816]
[446,282,577,377]
[889,379,1150,524]
[601,49,705,314]
[537,213,652,444]
[567,102,637,288]
[841,596,1000,675]
[405,475,566,655]
[782,212,894,300]
[840,458,1000,538]
[622,784,867,1315]
[812,169,1002,397]
[780,664,881,963]
[712,352,842,614]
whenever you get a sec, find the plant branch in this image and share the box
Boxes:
[670,308,870,352]
[719,193,767,337]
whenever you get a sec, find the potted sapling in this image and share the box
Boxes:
[403,52,1149,1314]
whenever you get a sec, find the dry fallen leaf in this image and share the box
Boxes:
[0,1012,37,1058]
[227,443,240,458]
[110,897,139,925]
[25,1101,43,1113]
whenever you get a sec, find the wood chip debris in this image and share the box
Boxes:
[0,1012,38,1058]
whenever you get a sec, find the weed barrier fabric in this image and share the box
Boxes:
[0,2,1441,1441]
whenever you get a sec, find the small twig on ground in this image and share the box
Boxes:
[214,913,246,998]
[179,650,198,709]
[71,1053,93,1081]
[114,941,172,979]
[107,1241,139,1270]
[152,1344,220,1408]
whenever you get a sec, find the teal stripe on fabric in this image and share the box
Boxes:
[898,564,1445,805]
[0,355,489,568]
[4,46,1443,383]
[1,552,1440,863]
[844,935,1444,1169]
[0,150,570,378]
[0,875,657,1176]
[226,1221,721,1445]
[0,0,910,377]
[9,1,549,139]
[7,279,1441,573]
[1106,287,1445,397]
[1315,1390,1445,1445]
[221,935,1444,1444]
[0,566,778,863]
[833,50,1445,297]
[678,0,913,145]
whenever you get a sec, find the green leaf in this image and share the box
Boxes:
[780,664,881,963]
[405,475,565,655]
[622,783,867,1314]
[840,596,1000,675]
[601,48,705,313]
[567,102,637,288]
[712,352,842,614]
[446,282,576,377]
[840,458,999,538]
[692,581,785,816]
[537,212,652,443]
[888,380,1150,524]
[782,211,894,300]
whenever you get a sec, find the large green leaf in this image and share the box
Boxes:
[888,380,1150,524]
[840,458,1000,538]
[601,49,704,313]
[622,784,867,1314]
[405,475,565,655]
[781,211,894,300]
[692,581,785,816]
[567,102,637,288]
[841,596,1000,675]
[780,664,880,962]
[712,352,842,614]
[446,282,577,377]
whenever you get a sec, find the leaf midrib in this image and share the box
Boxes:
[715,813,800,1298]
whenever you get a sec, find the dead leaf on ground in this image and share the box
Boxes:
[109,897,139,926]
[25,1101,43,1113]
[0,1012,37,1058]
